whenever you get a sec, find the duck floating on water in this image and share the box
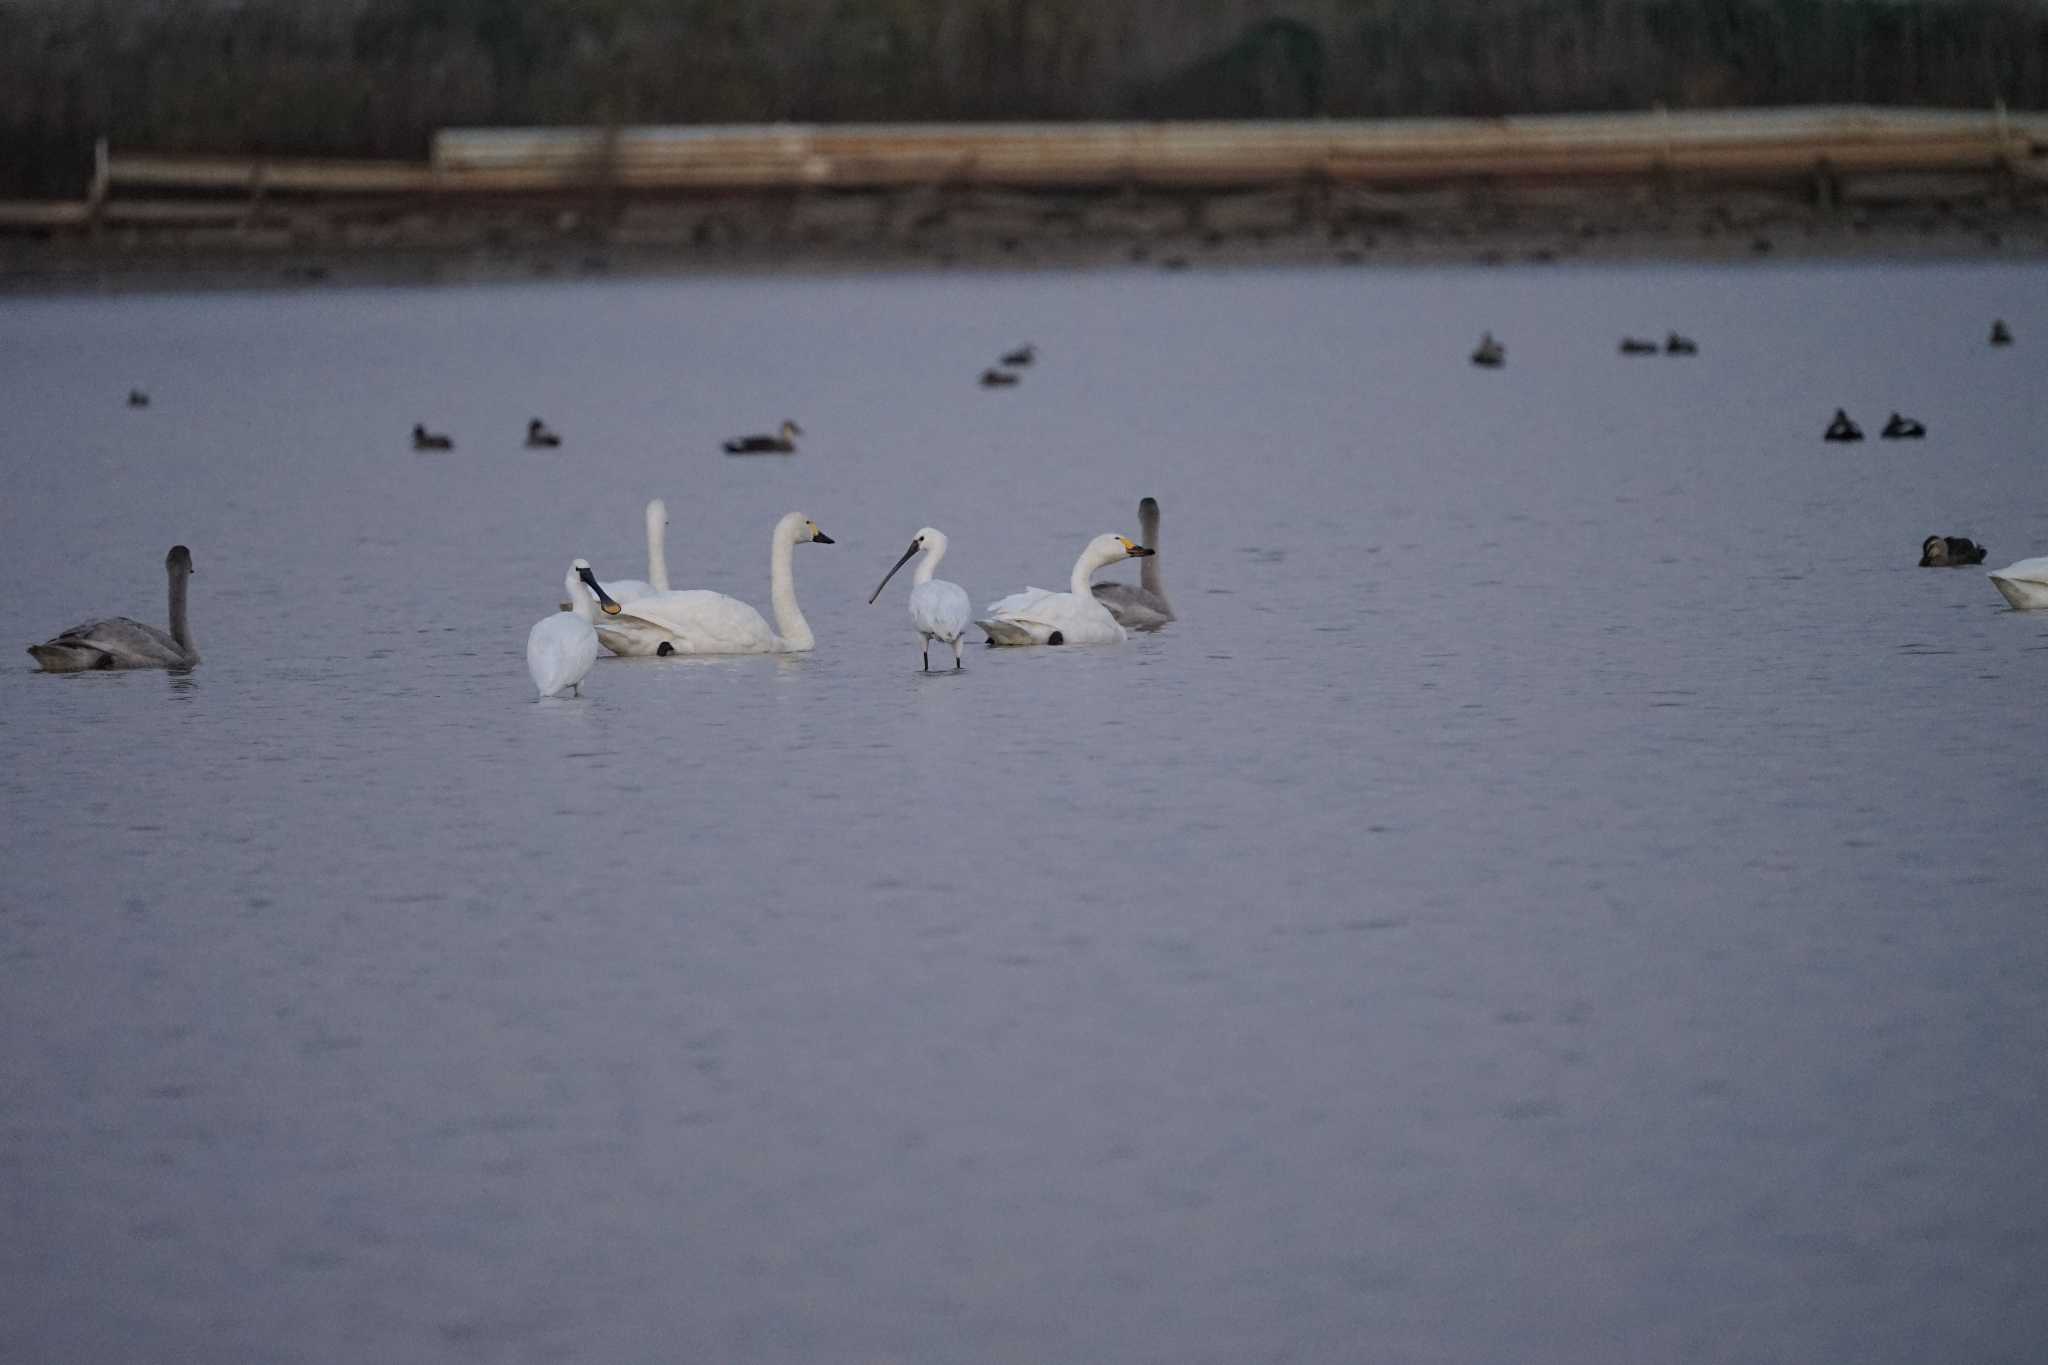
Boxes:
[1920,535,1988,567]
[1665,332,1698,355]
[1881,413,1926,440]
[979,368,1019,388]
[412,423,453,451]
[1001,343,1036,367]
[1470,333,1505,368]
[1990,319,2014,347]
[1619,337,1658,355]
[1823,409,1864,443]
[29,545,199,672]
[525,418,562,448]
[1988,556,2048,609]
[723,420,801,455]
[127,389,150,408]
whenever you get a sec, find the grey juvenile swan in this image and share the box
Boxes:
[29,545,200,672]
[1092,497,1175,630]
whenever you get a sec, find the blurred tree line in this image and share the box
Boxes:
[4,0,2046,195]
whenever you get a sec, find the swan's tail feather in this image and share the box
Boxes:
[28,643,109,672]
[977,617,1044,646]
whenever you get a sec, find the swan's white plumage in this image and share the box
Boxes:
[604,512,832,655]
[979,532,1152,646]
[598,498,671,607]
[1989,556,2048,610]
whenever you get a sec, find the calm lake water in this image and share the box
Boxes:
[3,262,2046,1364]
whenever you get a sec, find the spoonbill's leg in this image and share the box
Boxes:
[952,637,964,670]
[922,639,931,671]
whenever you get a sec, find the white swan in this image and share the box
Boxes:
[1988,556,2048,610]
[869,527,973,671]
[29,545,200,672]
[599,498,671,605]
[528,560,621,699]
[603,512,835,655]
[979,533,1154,646]
[1092,497,1174,631]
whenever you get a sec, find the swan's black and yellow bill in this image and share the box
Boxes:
[1119,538,1155,558]
[868,540,921,604]
[578,565,624,616]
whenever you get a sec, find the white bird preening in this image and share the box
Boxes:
[600,511,834,655]
[528,559,621,699]
[1092,496,1174,630]
[596,497,671,620]
[1988,556,2048,610]
[979,533,1155,646]
[869,527,973,671]
[29,545,200,672]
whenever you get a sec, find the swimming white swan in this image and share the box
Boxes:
[29,545,200,672]
[869,527,973,670]
[528,559,621,699]
[602,512,835,655]
[1988,556,2048,610]
[979,533,1154,646]
[1092,497,1174,631]
[598,498,672,605]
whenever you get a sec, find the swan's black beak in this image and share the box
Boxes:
[579,566,623,616]
[869,541,920,604]
[1127,544,1156,557]
[812,530,835,545]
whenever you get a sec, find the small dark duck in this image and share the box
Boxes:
[1990,319,2013,347]
[1471,333,1504,368]
[412,423,453,451]
[1000,344,1036,367]
[1619,337,1658,355]
[1664,333,1698,355]
[1880,413,1926,440]
[1920,535,1988,567]
[127,389,150,407]
[525,418,562,449]
[1823,409,1863,443]
[979,368,1020,388]
[723,419,801,455]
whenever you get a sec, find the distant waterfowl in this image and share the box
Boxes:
[1988,556,2048,609]
[1092,496,1175,631]
[1920,535,1988,567]
[1665,333,1698,355]
[1990,319,2014,347]
[596,498,671,607]
[28,545,199,672]
[525,418,562,448]
[869,527,973,671]
[412,423,453,451]
[601,512,833,655]
[1881,413,1927,440]
[1618,337,1658,354]
[1001,344,1036,367]
[723,420,802,455]
[528,560,621,699]
[127,389,150,407]
[979,533,1154,646]
[979,368,1020,388]
[1470,333,1505,368]
[1823,409,1864,443]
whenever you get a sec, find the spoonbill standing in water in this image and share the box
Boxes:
[869,527,973,670]
[529,560,621,699]
[601,512,834,655]
[979,533,1153,646]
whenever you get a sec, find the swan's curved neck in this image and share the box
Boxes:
[1138,505,1163,598]
[1070,547,1115,596]
[646,508,670,593]
[769,516,812,650]
[168,569,193,653]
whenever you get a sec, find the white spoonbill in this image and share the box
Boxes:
[979,533,1154,646]
[29,545,200,672]
[1091,496,1175,631]
[1988,556,2048,609]
[603,511,835,655]
[528,560,622,699]
[869,527,973,670]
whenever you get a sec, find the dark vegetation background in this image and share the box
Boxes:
[5,0,2047,195]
